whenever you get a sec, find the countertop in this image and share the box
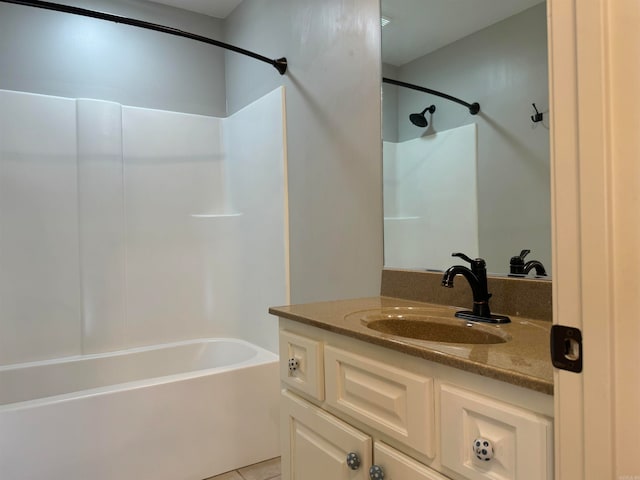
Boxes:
[269,296,554,395]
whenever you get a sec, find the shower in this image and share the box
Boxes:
[409,105,436,128]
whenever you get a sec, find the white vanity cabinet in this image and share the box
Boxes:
[278,320,554,480]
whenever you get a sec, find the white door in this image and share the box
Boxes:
[548,0,640,478]
[280,391,372,480]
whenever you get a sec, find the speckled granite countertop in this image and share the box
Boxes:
[269,296,553,395]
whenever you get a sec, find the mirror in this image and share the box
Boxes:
[381,0,550,277]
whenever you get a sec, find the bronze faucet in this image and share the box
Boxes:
[442,253,510,324]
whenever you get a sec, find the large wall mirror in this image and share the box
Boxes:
[381,0,550,277]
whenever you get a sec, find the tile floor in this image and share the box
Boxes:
[205,457,281,480]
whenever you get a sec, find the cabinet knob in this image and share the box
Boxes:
[473,437,494,462]
[288,357,299,372]
[369,464,384,479]
[346,452,361,470]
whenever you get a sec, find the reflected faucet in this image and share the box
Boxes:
[509,249,547,276]
[442,253,510,324]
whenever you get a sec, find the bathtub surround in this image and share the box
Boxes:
[0,87,287,365]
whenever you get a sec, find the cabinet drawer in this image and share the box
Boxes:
[324,345,435,458]
[279,330,325,401]
[439,383,553,480]
[374,442,448,480]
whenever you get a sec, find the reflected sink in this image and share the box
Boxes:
[349,307,509,345]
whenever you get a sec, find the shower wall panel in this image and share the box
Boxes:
[224,87,288,353]
[77,99,127,354]
[122,107,226,348]
[0,91,82,365]
[383,123,479,270]
[0,88,287,365]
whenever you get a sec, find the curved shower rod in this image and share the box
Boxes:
[0,0,288,75]
[383,77,480,115]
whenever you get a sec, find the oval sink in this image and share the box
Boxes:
[365,318,508,344]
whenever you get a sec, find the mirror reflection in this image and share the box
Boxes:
[381,0,550,277]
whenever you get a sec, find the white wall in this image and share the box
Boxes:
[223,0,384,303]
[0,88,287,365]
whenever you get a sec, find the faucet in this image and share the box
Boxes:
[442,253,510,324]
[509,249,547,276]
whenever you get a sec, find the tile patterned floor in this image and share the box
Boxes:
[205,457,281,480]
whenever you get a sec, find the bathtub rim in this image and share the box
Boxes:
[0,337,278,411]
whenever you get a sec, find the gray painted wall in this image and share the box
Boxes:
[382,63,399,143]
[383,3,550,274]
[224,0,384,303]
[0,0,227,116]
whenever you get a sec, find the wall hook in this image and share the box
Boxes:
[531,103,544,123]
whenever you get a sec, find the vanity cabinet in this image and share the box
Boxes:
[278,319,554,480]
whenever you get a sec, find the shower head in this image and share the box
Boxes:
[409,105,436,127]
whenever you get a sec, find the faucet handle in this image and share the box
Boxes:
[451,252,474,263]
[451,252,486,269]
[509,249,531,274]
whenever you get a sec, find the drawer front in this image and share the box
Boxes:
[374,442,448,480]
[279,330,325,401]
[324,345,435,458]
[439,383,553,480]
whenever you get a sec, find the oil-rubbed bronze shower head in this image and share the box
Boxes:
[409,105,436,127]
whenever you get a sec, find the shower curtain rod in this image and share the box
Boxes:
[383,77,480,115]
[1,0,288,75]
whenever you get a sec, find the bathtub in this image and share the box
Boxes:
[0,338,280,480]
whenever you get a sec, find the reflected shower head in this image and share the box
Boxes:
[409,105,436,127]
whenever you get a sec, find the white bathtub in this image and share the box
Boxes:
[0,338,280,480]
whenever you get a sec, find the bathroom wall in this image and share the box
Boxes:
[385,3,550,272]
[223,0,384,303]
[0,0,227,116]
[0,88,286,365]
[382,63,399,143]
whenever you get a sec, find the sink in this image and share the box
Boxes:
[348,307,509,345]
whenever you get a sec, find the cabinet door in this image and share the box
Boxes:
[281,390,372,480]
[373,442,449,480]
